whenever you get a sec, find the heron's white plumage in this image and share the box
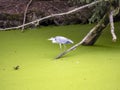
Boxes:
[48,36,74,49]
[55,36,73,44]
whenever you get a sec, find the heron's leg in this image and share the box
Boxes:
[63,44,66,50]
[59,43,62,49]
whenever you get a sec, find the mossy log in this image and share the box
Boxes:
[81,13,109,45]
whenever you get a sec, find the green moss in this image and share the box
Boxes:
[0,23,120,90]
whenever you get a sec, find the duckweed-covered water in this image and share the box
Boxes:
[0,23,120,90]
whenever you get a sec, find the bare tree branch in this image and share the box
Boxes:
[22,0,33,32]
[109,9,117,42]
[0,0,103,31]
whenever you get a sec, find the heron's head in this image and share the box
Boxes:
[48,37,57,43]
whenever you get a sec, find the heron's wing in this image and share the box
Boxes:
[66,39,74,44]
[55,36,74,44]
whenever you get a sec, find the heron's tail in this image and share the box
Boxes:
[66,39,74,44]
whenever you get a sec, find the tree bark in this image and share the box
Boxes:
[81,13,109,45]
[56,13,109,59]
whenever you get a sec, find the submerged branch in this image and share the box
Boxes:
[56,13,109,59]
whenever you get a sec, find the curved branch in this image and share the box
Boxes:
[0,0,103,31]
[22,0,33,31]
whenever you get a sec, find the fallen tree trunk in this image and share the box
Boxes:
[81,14,109,45]
[56,13,109,59]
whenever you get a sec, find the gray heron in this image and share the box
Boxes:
[48,36,74,49]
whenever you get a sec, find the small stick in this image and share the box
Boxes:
[22,0,33,32]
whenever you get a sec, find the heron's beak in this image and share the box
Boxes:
[48,37,53,40]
